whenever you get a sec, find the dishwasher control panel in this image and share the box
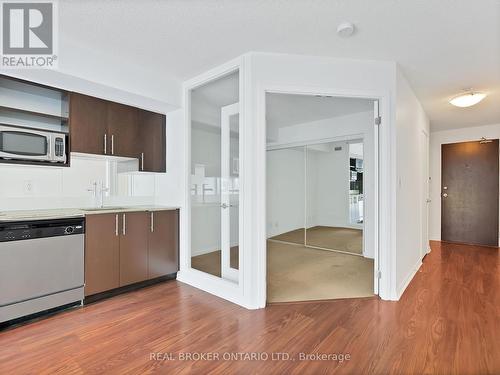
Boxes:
[0,218,85,242]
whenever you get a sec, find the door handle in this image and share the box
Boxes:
[104,134,107,154]
[426,199,432,203]
[221,203,228,209]
[442,193,448,198]
[122,214,126,235]
[141,152,144,171]
[150,212,154,232]
[111,135,115,155]
[115,214,118,236]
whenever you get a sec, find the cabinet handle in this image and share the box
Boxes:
[150,212,154,232]
[111,135,114,155]
[115,214,118,236]
[104,134,107,154]
[122,214,126,235]
[141,152,144,171]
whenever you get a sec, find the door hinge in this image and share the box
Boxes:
[377,270,382,279]
[375,116,382,126]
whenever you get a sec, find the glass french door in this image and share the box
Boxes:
[189,70,240,284]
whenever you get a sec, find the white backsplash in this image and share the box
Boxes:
[0,154,157,211]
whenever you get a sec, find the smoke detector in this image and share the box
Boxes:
[337,22,355,37]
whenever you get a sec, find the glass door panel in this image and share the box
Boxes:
[189,70,240,283]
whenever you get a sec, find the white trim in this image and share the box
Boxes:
[221,102,240,283]
[373,100,380,294]
[396,259,422,299]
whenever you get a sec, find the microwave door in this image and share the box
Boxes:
[0,131,50,161]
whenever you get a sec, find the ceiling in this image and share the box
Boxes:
[59,0,500,131]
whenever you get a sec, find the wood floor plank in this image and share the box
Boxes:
[0,241,498,374]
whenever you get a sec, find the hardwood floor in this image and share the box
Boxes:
[0,241,498,374]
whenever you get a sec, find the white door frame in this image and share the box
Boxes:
[255,85,395,307]
[421,129,431,257]
[221,102,240,282]
[263,95,380,297]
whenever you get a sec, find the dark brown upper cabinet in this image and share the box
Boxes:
[106,102,141,158]
[138,110,166,173]
[69,93,166,172]
[70,93,108,155]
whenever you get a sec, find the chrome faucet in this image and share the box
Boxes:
[87,181,109,208]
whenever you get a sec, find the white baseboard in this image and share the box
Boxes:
[176,269,258,309]
[396,259,422,299]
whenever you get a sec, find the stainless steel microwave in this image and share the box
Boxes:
[0,125,66,164]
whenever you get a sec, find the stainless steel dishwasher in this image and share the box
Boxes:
[0,217,85,323]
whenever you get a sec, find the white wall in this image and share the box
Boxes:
[394,67,430,297]
[0,155,159,211]
[155,109,186,207]
[246,52,399,305]
[429,123,500,241]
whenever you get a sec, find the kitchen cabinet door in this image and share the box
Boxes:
[119,212,149,286]
[84,213,120,296]
[107,102,140,158]
[148,210,179,278]
[69,93,108,155]
[138,110,166,172]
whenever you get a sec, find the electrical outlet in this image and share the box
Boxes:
[24,180,34,194]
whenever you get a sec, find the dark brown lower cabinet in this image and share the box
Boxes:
[119,212,149,286]
[85,210,179,297]
[148,210,179,278]
[84,214,120,296]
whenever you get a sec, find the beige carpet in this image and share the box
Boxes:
[267,241,374,303]
[191,241,374,303]
[271,226,363,255]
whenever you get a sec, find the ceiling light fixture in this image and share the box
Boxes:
[449,90,486,108]
[337,22,355,37]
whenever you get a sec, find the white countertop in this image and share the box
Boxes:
[0,206,180,222]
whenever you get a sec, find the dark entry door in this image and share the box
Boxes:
[441,140,499,246]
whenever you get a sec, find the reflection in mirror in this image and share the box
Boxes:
[305,141,363,255]
[267,146,306,245]
[189,70,240,283]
